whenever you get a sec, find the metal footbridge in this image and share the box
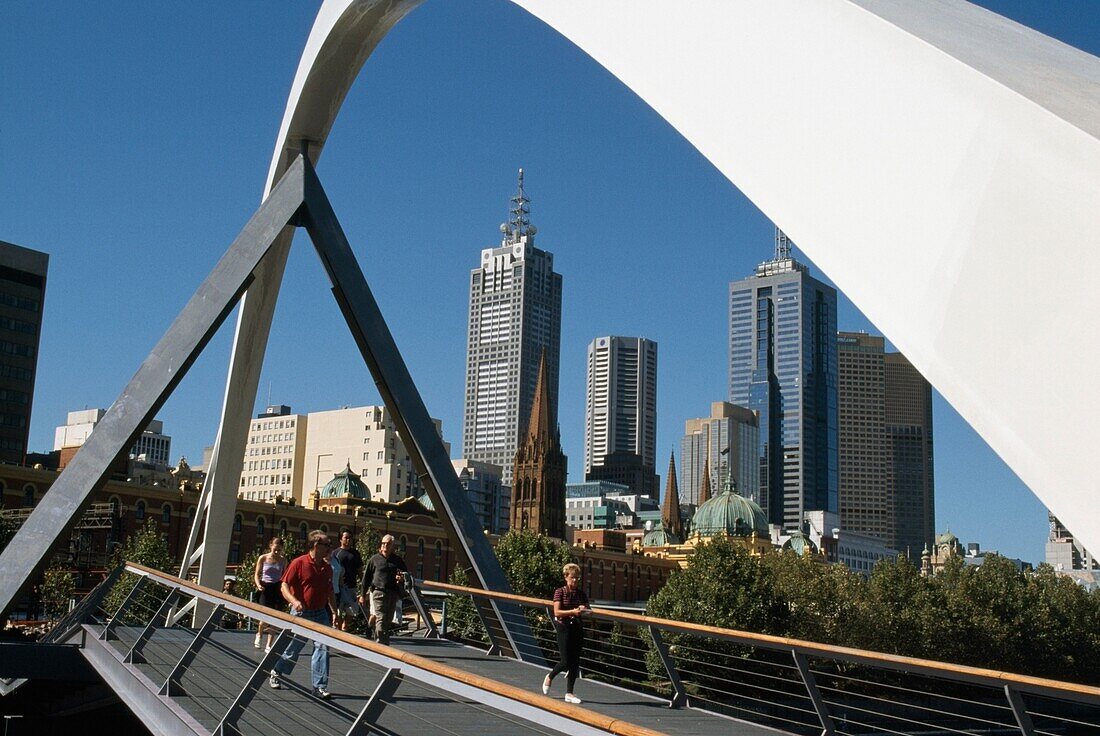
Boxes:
[3,563,1098,736]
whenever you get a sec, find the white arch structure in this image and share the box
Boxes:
[187,0,1100,589]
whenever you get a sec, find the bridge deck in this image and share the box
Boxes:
[91,624,773,735]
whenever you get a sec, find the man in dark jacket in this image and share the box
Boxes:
[358,534,407,644]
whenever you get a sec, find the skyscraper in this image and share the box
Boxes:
[583,336,658,497]
[837,332,935,555]
[463,170,562,486]
[884,351,935,555]
[0,241,48,464]
[729,229,838,529]
[679,402,759,507]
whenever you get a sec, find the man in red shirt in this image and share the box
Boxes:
[270,530,338,698]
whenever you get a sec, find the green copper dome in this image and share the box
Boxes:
[643,521,681,547]
[782,530,818,556]
[319,463,369,499]
[691,466,768,538]
[936,530,959,547]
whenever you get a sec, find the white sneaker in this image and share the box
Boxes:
[269,673,282,690]
[541,676,551,695]
[254,633,262,649]
[564,694,582,704]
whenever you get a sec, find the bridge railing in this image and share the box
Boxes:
[422,579,1100,736]
[40,562,664,736]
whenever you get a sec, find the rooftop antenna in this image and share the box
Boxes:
[774,226,792,260]
[502,168,534,242]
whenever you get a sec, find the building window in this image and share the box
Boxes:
[299,523,308,541]
[399,536,407,555]
[279,519,288,535]
[233,514,242,532]
[162,504,172,524]
[135,500,146,520]
[257,516,264,536]
[434,541,443,581]
[23,484,34,507]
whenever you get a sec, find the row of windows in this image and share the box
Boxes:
[0,290,39,312]
[0,340,33,358]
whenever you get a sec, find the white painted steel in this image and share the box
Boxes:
[205,0,1100,573]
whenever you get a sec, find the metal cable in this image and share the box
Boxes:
[677,674,818,715]
[688,691,820,730]
[811,665,1014,713]
[815,681,1016,730]
[822,695,988,736]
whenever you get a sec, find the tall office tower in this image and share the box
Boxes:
[729,228,838,528]
[837,333,935,554]
[837,333,889,542]
[885,351,935,555]
[583,336,658,497]
[679,402,759,507]
[453,458,509,535]
[0,241,48,464]
[463,170,562,486]
[239,405,308,503]
[511,354,567,539]
[301,405,448,506]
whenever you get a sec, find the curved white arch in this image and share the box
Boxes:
[198,0,1100,589]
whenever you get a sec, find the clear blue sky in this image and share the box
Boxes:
[3,1,1096,564]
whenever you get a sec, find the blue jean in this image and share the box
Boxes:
[273,607,329,689]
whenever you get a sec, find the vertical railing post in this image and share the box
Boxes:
[648,626,687,708]
[125,589,181,664]
[471,596,505,656]
[407,585,439,639]
[100,576,148,641]
[1005,686,1037,736]
[792,650,835,736]
[347,667,403,735]
[217,628,293,735]
[159,602,224,697]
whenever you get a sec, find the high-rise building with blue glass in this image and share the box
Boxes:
[728,229,838,529]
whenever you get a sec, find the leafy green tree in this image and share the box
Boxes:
[40,565,76,621]
[103,519,174,624]
[853,555,930,657]
[355,521,382,566]
[444,565,487,643]
[762,550,863,646]
[494,529,573,599]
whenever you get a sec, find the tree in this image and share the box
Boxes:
[0,514,14,555]
[40,565,75,621]
[103,519,174,624]
[234,531,301,602]
[493,529,573,599]
[762,550,863,646]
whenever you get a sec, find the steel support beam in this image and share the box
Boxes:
[0,161,308,620]
[217,628,294,735]
[101,576,149,641]
[125,589,182,664]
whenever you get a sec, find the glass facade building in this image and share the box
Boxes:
[729,229,838,528]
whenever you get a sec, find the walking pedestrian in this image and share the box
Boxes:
[270,530,337,699]
[253,536,287,650]
[542,562,589,704]
[333,530,363,632]
[358,534,407,644]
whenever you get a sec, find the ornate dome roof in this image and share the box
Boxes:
[691,467,768,538]
[782,530,818,556]
[936,530,959,547]
[642,521,681,547]
[318,463,368,499]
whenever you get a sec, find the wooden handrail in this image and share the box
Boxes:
[123,563,667,736]
[422,579,1100,700]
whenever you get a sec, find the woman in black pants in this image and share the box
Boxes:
[542,562,589,704]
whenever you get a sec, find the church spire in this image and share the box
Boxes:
[502,168,536,243]
[662,451,683,540]
[526,349,553,444]
[698,460,712,505]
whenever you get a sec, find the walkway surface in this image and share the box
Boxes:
[89,624,776,735]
